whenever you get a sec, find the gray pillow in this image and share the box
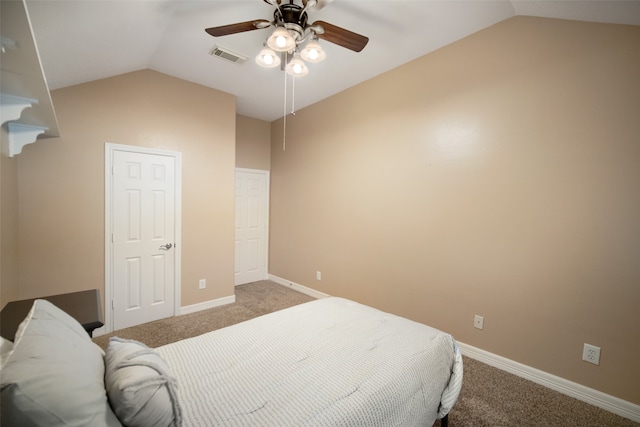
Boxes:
[0,299,121,426]
[105,337,182,427]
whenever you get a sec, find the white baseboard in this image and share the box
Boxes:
[94,279,315,338]
[180,294,236,315]
[268,274,330,299]
[93,294,236,336]
[458,342,640,423]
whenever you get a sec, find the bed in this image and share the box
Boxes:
[0,296,463,427]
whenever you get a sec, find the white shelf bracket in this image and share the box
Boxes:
[1,93,39,125]
[7,122,47,157]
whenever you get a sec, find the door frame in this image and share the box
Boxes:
[102,143,182,334]
[235,168,270,285]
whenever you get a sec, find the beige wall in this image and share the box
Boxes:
[269,17,640,404]
[0,128,20,307]
[236,114,271,170]
[14,69,236,310]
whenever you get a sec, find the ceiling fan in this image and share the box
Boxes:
[205,0,369,77]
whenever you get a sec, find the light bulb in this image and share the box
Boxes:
[300,39,326,63]
[268,27,295,52]
[276,35,287,48]
[256,47,280,68]
[285,55,308,77]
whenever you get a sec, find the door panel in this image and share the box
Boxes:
[112,150,176,330]
[235,170,269,285]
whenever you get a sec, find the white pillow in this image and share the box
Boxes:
[0,299,121,426]
[105,337,182,427]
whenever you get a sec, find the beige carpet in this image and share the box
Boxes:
[94,280,638,427]
[93,280,314,349]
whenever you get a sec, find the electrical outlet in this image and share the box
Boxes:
[474,315,484,330]
[316,271,322,280]
[582,343,600,365]
[198,279,206,290]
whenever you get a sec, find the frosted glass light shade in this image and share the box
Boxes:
[285,56,309,77]
[255,47,281,68]
[267,27,296,52]
[300,39,326,63]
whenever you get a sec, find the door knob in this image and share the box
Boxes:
[159,243,173,250]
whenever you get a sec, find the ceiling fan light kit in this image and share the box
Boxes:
[205,0,368,78]
[264,21,321,74]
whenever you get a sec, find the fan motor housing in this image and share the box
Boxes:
[275,3,308,27]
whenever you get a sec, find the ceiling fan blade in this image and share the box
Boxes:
[302,0,334,11]
[205,19,271,37]
[312,20,369,52]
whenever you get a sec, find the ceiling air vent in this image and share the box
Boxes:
[209,45,247,65]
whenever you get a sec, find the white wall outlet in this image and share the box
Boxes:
[582,343,601,365]
[316,271,322,280]
[198,279,206,290]
[474,315,484,330]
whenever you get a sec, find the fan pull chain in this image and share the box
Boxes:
[291,76,296,115]
[283,66,287,151]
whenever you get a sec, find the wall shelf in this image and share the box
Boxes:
[1,93,39,123]
[1,0,60,156]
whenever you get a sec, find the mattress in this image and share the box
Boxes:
[157,297,463,427]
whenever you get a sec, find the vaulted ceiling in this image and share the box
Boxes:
[25,0,640,122]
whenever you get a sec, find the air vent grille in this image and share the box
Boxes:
[209,45,247,64]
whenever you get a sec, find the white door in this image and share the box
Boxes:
[235,169,269,285]
[109,147,180,330]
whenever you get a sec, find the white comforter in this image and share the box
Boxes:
[157,297,463,427]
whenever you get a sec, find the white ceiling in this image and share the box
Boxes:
[25,0,640,122]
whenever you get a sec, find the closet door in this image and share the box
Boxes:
[235,169,269,285]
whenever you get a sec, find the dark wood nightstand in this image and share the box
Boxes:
[0,289,104,341]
